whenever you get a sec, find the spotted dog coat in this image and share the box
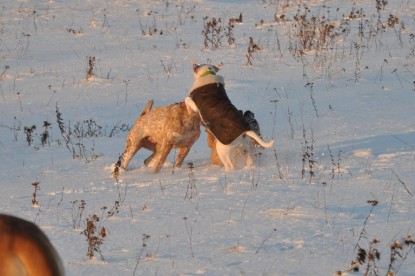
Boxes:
[122,99,201,173]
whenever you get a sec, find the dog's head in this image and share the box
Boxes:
[192,62,222,79]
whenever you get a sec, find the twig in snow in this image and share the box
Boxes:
[183,217,195,258]
[255,228,277,254]
[392,170,414,200]
[133,233,151,276]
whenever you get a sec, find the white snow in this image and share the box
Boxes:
[1,0,415,275]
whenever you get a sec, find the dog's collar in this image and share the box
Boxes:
[189,74,224,94]
[200,70,215,77]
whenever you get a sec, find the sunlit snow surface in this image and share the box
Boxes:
[0,0,415,275]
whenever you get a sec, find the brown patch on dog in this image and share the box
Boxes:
[206,129,222,165]
[0,214,64,276]
[122,100,201,173]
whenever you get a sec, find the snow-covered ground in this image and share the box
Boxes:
[1,0,415,275]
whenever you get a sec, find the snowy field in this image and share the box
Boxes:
[1,0,415,275]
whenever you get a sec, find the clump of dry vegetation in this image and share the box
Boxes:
[24,125,36,146]
[86,56,96,80]
[132,233,152,276]
[71,199,86,229]
[31,180,40,207]
[338,236,415,275]
[246,37,261,66]
[184,162,197,200]
[337,198,415,275]
[82,214,107,260]
[202,17,225,50]
[287,5,345,60]
[202,15,237,50]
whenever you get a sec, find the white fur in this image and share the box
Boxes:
[185,96,198,114]
[188,74,224,94]
[216,131,274,171]
[192,62,222,79]
[185,64,224,116]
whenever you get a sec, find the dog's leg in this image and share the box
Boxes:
[143,140,158,166]
[148,141,174,173]
[246,153,254,167]
[175,146,191,168]
[175,129,200,168]
[144,152,156,166]
[210,142,222,166]
[206,130,222,165]
[216,140,235,171]
[122,137,143,170]
[175,131,201,168]
[143,142,156,166]
[243,136,254,167]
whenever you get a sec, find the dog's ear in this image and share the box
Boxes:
[214,63,223,72]
[192,61,199,73]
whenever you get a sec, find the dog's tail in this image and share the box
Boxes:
[245,130,274,148]
[140,99,154,117]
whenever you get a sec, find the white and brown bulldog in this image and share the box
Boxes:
[185,62,274,171]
